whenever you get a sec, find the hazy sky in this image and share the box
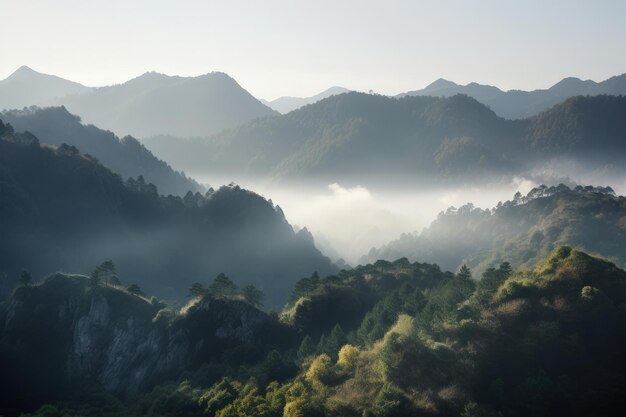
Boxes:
[2,0,625,99]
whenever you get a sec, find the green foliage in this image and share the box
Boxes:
[209,273,239,297]
[317,324,347,358]
[241,285,264,307]
[6,248,626,417]
[91,260,120,287]
[127,283,144,295]
[371,383,412,417]
[366,185,626,277]
[0,128,336,306]
[189,282,209,298]
[297,335,316,363]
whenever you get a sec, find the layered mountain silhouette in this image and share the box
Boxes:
[363,184,626,273]
[261,86,350,113]
[0,119,336,305]
[1,106,201,196]
[0,66,90,110]
[399,73,626,119]
[142,93,626,184]
[0,67,277,137]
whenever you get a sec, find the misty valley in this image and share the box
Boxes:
[3,10,626,415]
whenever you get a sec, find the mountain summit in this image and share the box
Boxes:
[0,66,90,110]
[1,67,277,138]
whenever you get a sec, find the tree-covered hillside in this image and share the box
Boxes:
[364,184,626,274]
[143,93,626,184]
[1,107,201,196]
[4,247,626,416]
[145,92,523,183]
[0,120,335,305]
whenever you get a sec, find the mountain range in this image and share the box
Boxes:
[399,73,626,119]
[141,92,626,185]
[0,66,90,110]
[0,67,276,138]
[0,119,335,305]
[1,106,201,196]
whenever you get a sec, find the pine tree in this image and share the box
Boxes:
[208,273,238,297]
[297,335,316,362]
[457,264,472,280]
[188,282,208,298]
[241,284,264,307]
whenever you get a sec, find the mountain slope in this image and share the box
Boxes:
[0,66,91,110]
[143,93,626,184]
[145,92,523,184]
[7,248,626,417]
[1,106,201,196]
[400,73,626,119]
[0,120,336,305]
[363,184,626,273]
[0,273,294,411]
[263,86,351,113]
[52,71,277,137]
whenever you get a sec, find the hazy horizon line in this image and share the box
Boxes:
[2,64,625,102]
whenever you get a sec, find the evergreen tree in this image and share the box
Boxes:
[457,264,472,280]
[241,284,264,307]
[208,273,238,297]
[91,260,120,287]
[297,335,316,362]
[127,284,144,296]
[321,324,347,358]
[188,282,208,298]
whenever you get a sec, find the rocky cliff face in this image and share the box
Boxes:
[0,274,292,408]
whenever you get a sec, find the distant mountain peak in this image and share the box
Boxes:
[15,65,35,73]
[264,86,351,113]
[6,65,39,80]
[424,78,458,91]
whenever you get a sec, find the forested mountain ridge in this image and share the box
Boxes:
[363,184,626,274]
[0,120,335,305]
[5,247,626,416]
[399,72,626,119]
[144,92,523,183]
[0,273,294,412]
[143,93,626,184]
[1,107,202,196]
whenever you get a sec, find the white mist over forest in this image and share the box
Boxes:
[196,165,626,265]
[194,176,535,263]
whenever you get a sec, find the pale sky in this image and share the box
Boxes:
[1,0,625,100]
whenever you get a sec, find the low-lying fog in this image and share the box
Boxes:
[195,164,626,266]
[255,181,536,264]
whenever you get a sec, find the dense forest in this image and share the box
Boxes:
[3,2,626,415]
[143,93,626,184]
[0,120,335,305]
[364,184,626,274]
[2,246,625,416]
[1,106,201,196]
